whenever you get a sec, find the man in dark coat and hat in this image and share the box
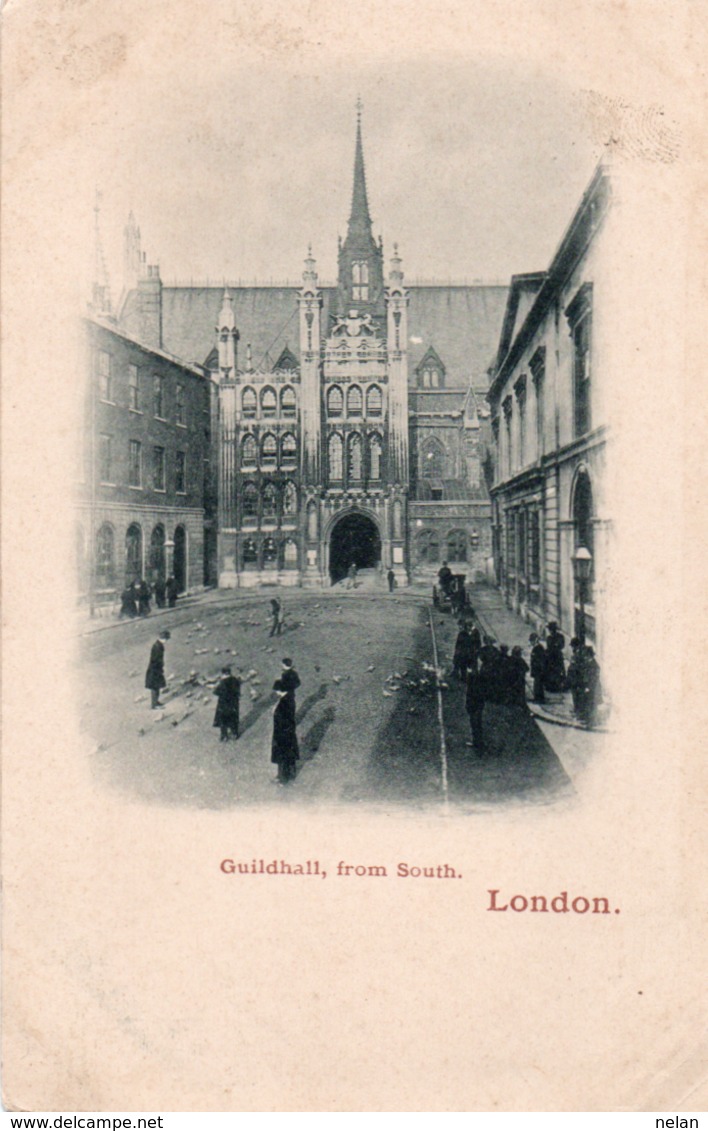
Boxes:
[271,658,301,783]
[478,636,501,703]
[137,578,151,617]
[529,633,547,703]
[145,629,171,709]
[166,575,179,608]
[453,621,481,681]
[437,561,453,598]
[153,576,166,609]
[213,665,242,741]
[544,622,566,692]
[508,646,530,710]
[119,583,138,618]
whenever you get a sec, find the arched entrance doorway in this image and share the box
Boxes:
[173,525,187,592]
[148,524,165,586]
[329,511,381,584]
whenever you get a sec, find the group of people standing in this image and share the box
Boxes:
[120,576,179,618]
[144,624,302,785]
[454,615,602,751]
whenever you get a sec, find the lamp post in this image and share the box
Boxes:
[572,545,593,642]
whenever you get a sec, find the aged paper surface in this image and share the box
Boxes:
[2,0,706,1113]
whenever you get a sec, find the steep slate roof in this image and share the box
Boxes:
[407,285,508,387]
[120,282,509,388]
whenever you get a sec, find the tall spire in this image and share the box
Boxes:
[348,97,373,240]
[337,100,384,319]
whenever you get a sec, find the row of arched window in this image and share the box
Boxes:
[81,521,187,590]
[241,480,298,521]
[416,528,477,565]
[328,432,383,482]
[241,432,297,468]
[241,385,297,419]
[326,384,382,418]
[241,536,298,569]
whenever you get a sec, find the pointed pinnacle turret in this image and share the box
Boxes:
[348,99,373,240]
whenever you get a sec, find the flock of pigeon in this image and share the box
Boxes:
[123,603,452,738]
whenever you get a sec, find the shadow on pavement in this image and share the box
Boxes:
[299,706,336,762]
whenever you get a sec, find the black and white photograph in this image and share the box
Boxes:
[2,0,705,1115]
[77,74,620,813]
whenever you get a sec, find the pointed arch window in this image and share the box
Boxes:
[242,537,258,566]
[353,261,369,301]
[447,529,467,563]
[242,483,258,520]
[125,524,143,583]
[366,385,382,417]
[242,387,257,418]
[96,523,116,588]
[369,433,383,480]
[262,536,278,566]
[283,481,298,516]
[261,386,277,418]
[261,433,277,467]
[347,385,363,417]
[241,434,257,466]
[328,433,343,480]
[347,433,362,480]
[280,385,297,417]
[327,386,343,417]
[421,437,446,479]
[422,367,441,389]
[262,483,278,519]
[416,529,440,564]
[281,432,297,467]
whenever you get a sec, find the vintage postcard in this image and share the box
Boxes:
[2,0,706,1114]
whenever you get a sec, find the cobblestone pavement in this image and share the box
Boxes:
[77,586,597,812]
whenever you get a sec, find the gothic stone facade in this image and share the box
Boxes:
[118,114,508,589]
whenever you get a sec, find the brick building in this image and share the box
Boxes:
[77,316,214,605]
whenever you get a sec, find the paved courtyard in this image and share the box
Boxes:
[78,584,600,813]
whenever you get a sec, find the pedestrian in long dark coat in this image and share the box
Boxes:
[544,622,566,692]
[529,633,547,703]
[119,584,138,618]
[213,666,242,741]
[137,579,151,617]
[465,663,486,751]
[453,623,479,681]
[387,568,395,593]
[496,644,515,705]
[478,637,501,703]
[154,577,166,609]
[166,576,179,608]
[508,646,530,709]
[576,646,602,727]
[145,629,171,709]
[438,561,453,597]
[269,598,283,637]
[271,658,301,783]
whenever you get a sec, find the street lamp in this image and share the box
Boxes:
[572,545,593,642]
